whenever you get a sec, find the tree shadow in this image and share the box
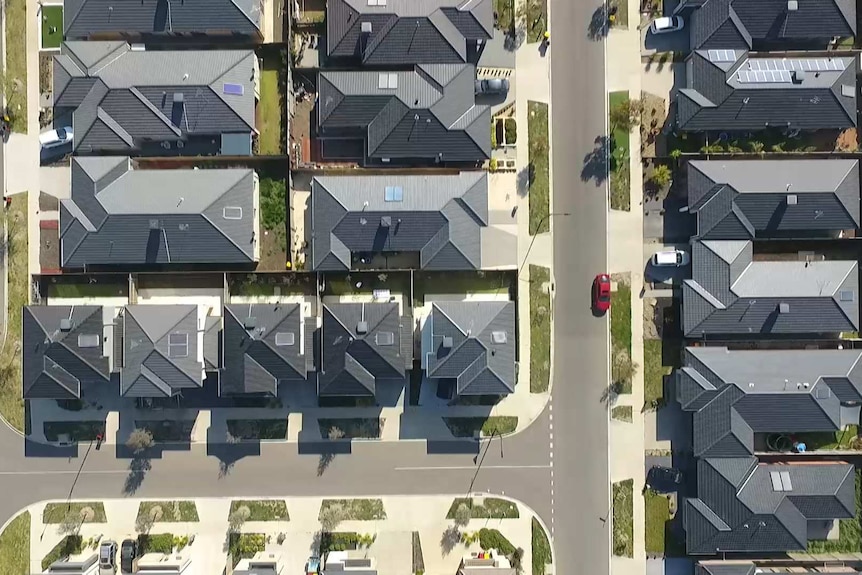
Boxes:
[317,452,335,476]
[601,382,621,405]
[440,526,460,556]
[587,5,608,40]
[123,455,151,495]
[581,136,610,184]
[516,165,530,197]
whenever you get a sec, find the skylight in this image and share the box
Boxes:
[223,207,243,220]
[384,186,403,202]
[223,83,244,96]
[275,332,295,346]
[168,332,189,358]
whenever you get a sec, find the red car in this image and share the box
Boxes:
[593,274,611,313]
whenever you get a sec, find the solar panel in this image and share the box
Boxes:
[708,49,735,62]
[748,58,846,73]
[168,332,189,358]
[223,83,244,96]
[736,70,792,83]
[384,186,403,202]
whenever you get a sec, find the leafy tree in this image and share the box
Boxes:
[609,98,643,132]
[649,164,672,189]
[319,503,345,533]
[453,503,472,527]
[126,428,154,454]
[228,505,251,533]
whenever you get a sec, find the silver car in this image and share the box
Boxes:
[99,540,117,573]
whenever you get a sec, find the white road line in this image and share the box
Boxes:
[394,464,552,471]
[0,470,128,476]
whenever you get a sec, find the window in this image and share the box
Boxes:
[223,206,243,220]
[384,186,403,202]
[275,332,295,346]
[168,333,189,358]
[375,331,394,346]
[77,334,100,348]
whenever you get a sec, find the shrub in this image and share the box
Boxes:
[478,528,515,556]
[137,533,174,554]
[259,178,286,232]
[126,428,154,453]
[504,119,517,145]
[489,158,499,171]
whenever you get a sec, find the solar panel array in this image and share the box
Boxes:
[747,58,847,72]
[707,49,736,62]
[737,70,793,83]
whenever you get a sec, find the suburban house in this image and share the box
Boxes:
[682,240,859,337]
[677,50,857,132]
[317,65,490,165]
[684,458,855,554]
[319,302,411,399]
[63,0,264,42]
[325,0,493,66]
[676,346,862,457]
[61,157,260,270]
[234,552,284,575]
[696,562,862,575]
[310,172,516,270]
[221,303,314,395]
[423,301,516,398]
[53,41,258,156]
[323,551,377,574]
[677,0,856,51]
[458,550,516,575]
[117,305,213,397]
[23,306,111,400]
[40,551,100,574]
[688,159,861,239]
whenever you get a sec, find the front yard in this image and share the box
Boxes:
[528,102,550,233]
[611,278,633,394]
[644,490,683,556]
[0,194,28,432]
[530,265,551,393]
[226,419,288,440]
[318,418,383,439]
[609,91,631,211]
[643,338,679,410]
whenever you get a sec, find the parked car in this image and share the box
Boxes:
[650,16,684,34]
[646,466,683,493]
[593,274,612,313]
[120,539,136,573]
[475,78,510,96]
[39,126,73,150]
[306,556,321,575]
[99,540,117,573]
[652,249,690,267]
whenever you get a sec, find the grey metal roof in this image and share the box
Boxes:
[222,304,309,395]
[688,159,861,239]
[60,157,256,268]
[683,240,859,337]
[311,172,489,271]
[54,42,256,155]
[120,305,204,397]
[23,306,110,399]
[685,458,855,554]
[326,0,492,65]
[695,563,756,575]
[64,0,262,40]
[426,301,515,395]
[689,0,856,51]
[677,51,857,132]
[318,64,490,164]
[319,302,407,397]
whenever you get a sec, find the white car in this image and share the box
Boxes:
[652,249,690,267]
[39,126,73,149]
[650,16,684,34]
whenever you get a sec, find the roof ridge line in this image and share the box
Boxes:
[243,352,278,394]
[228,0,262,30]
[87,42,130,76]
[128,86,182,136]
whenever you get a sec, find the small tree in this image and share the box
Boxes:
[609,98,644,132]
[649,164,672,189]
[328,427,345,441]
[319,503,345,533]
[126,428,154,454]
[453,503,472,527]
[228,505,251,533]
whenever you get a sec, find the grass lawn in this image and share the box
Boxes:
[0,511,29,575]
[43,502,107,524]
[41,6,63,49]
[613,479,633,557]
[443,416,518,437]
[0,195,28,432]
[6,0,27,132]
[446,497,519,519]
[226,419,288,440]
[795,425,859,451]
[320,499,387,520]
[528,101,550,233]
[413,270,511,306]
[611,280,633,394]
[524,0,547,43]
[532,517,552,575]
[49,282,127,299]
[318,418,383,439]
[530,265,551,393]
[644,490,669,554]
[809,470,862,552]
[137,501,199,523]
[609,91,631,211]
[644,339,678,410]
[230,500,289,521]
[611,406,632,422]
[258,52,285,155]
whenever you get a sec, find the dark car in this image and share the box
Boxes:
[120,539,136,573]
[646,466,683,493]
[475,78,510,96]
[592,273,611,313]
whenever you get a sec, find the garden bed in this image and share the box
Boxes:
[43,502,107,524]
[229,533,266,568]
[532,517,552,575]
[227,419,288,440]
[611,406,633,422]
[319,499,387,520]
[443,417,518,437]
[44,421,104,442]
[137,533,175,554]
[0,512,29,573]
[478,528,515,556]
[42,535,83,570]
[609,91,631,211]
[613,479,633,557]
[1,195,28,431]
[318,418,383,439]
[446,498,519,519]
[137,501,199,523]
[611,278,633,394]
[528,102,550,233]
[229,500,289,521]
[134,420,194,442]
[530,265,551,393]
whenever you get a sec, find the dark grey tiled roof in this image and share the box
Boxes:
[677,50,857,132]
[23,306,110,399]
[222,304,310,395]
[311,172,490,270]
[326,0,492,65]
[677,346,862,457]
[695,563,756,575]
[426,301,515,395]
[318,64,490,164]
[61,157,257,268]
[319,302,407,397]
[683,240,859,337]
[120,305,204,397]
[688,159,861,239]
[54,42,256,155]
[64,0,262,40]
[689,0,855,50]
[685,458,855,554]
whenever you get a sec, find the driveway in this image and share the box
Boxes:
[642,26,689,56]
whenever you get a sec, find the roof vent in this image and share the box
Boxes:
[842,84,855,97]
[149,219,161,230]
[173,92,184,103]
[244,317,257,330]
[361,21,372,33]
[381,216,391,228]
[786,194,797,205]
[787,0,798,10]
[356,321,368,334]
[442,336,454,349]
[779,302,790,313]
[491,331,507,344]
[59,318,73,332]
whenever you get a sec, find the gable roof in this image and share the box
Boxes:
[683,240,859,337]
[677,346,862,457]
[120,305,204,397]
[60,157,257,268]
[54,42,256,155]
[689,0,855,51]
[311,172,492,270]
[320,302,407,396]
[318,64,490,163]
[64,0,262,40]
[326,0,493,65]
[426,301,515,395]
[677,50,857,132]
[222,303,309,395]
[685,458,855,554]
[23,306,110,399]
[688,159,861,239]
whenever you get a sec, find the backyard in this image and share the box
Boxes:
[808,470,861,552]
[0,194,28,432]
[48,281,128,299]
[258,177,288,270]
[611,277,633,394]
[794,425,860,452]
[609,91,631,211]
[530,265,551,393]
[6,0,27,132]
[528,101,550,233]
[41,5,63,50]
[258,49,286,155]
[413,270,512,306]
